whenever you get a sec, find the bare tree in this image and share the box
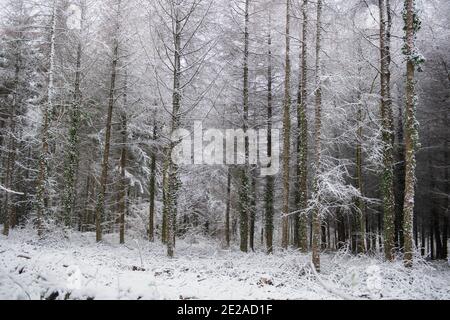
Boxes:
[264,23,274,254]
[378,0,395,261]
[281,0,292,250]
[238,0,251,253]
[148,123,158,242]
[312,0,323,272]
[151,0,214,257]
[36,0,58,237]
[95,0,122,242]
[295,0,309,252]
[403,0,424,267]
[63,0,86,228]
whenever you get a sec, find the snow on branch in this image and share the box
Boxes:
[0,184,24,195]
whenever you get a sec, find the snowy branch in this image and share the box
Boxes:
[0,184,24,195]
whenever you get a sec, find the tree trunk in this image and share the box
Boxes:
[265,29,274,254]
[312,0,323,272]
[428,156,443,259]
[225,167,231,248]
[430,224,434,260]
[356,104,366,254]
[239,0,250,253]
[83,171,91,232]
[36,1,57,237]
[249,170,256,251]
[63,3,85,229]
[420,220,425,256]
[119,72,128,245]
[443,133,449,260]
[321,223,327,250]
[148,124,157,242]
[395,100,406,250]
[95,7,120,242]
[379,0,395,261]
[118,115,127,244]
[403,0,422,267]
[337,209,346,249]
[355,48,366,253]
[296,0,309,252]
[161,148,170,245]
[281,0,292,250]
[165,9,182,258]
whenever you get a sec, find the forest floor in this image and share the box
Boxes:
[1,227,449,300]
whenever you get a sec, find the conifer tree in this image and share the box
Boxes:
[403,0,424,267]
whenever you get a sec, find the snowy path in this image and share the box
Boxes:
[1,229,449,300]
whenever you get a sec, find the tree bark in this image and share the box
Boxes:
[312,0,323,272]
[356,98,366,254]
[379,0,395,261]
[281,0,292,250]
[403,0,421,267]
[119,72,128,245]
[249,171,256,251]
[265,29,274,254]
[119,114,127,244]
[165,7,182,258]
[355,41,367,254]
[225,167,231,248]
[63,5,84,228]
[36,1,57,237]
[428,156,443,259]
[239,0,250,253]
[296,0,309,252]
[442,125,449,259]
[95,3,120,242]
[148,124,157,242]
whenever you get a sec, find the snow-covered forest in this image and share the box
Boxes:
[0,0,449,300]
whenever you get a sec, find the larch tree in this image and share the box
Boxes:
[378,0,395,261]
[36,0,58,237]
[152,0,214,257]
[239,0,251,253]
[63,0,86,228]
[403,0,424,267]
[225,166,232,248]
[148,121,158,242]
[95,0,122,242]
[312,0,323,272]
[295,0,309,252]
[264,22,274,254]
[281,0,292,250]
[355,57,366,254]
[354,38,370,254]
[164,2,182,258]
[118,70,128,244]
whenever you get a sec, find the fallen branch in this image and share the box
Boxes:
[7,275,31,300]
[310,261,364,300]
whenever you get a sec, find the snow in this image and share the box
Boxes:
[0,184,24,195]
[1,228,449,300]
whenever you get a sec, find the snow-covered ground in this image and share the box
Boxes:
[1,227,449,300]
